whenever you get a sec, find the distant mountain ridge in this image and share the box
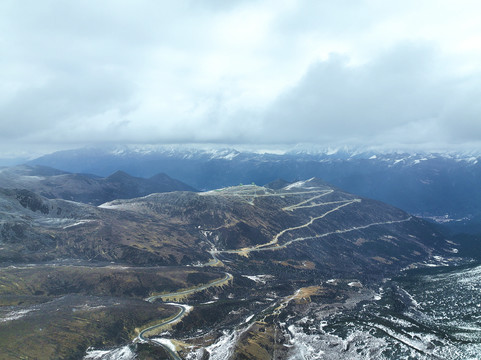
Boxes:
[0,165,196,205]
[28,146,481,232]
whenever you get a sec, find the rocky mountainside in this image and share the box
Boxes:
[0,165,196,205]
[0,187,209,265]
[1,177,454,273]
[103,178,454,277]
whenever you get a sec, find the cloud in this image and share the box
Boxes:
[0,0,481,157]
[0,68,133,138]
[259,43,481,147]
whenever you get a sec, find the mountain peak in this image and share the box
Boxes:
[265,179,292,190]
[106,170,135,181]
[282,177,330,190]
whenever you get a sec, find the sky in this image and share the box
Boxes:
[1,0,481,160]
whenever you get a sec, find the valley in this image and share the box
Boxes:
[0,168,476,359]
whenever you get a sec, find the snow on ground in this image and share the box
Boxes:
[166,303,193,313]
[283,178,318,190]
[0,308,36,322]
[63,220,92,229]
[286,325,389,360]
[244,314,254,323]
[83,345,135,360]
[221,152,239,160]
[152,338,177,352]
[284,180,307,190]
[98,202,126,210]
[185,348,209,360]
[205,330,239,360]
[241,274,273,284]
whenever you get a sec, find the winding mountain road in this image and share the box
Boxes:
[138,304,185,360]
[205,187,412,257]
[138,272,233,359]
[146,272,232,303]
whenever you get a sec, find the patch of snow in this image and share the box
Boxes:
[1,308,36,322]
[166,303,193,313]
[251,149,287,155]
[152,338,177,353]
[398,287,421,309]
[84,345,135,360]
[287,325,325,359]
[222,152,238,160]
[241,274,273,284]
[109,148,127,156]
[326,147,339,155]
[369,155,377,159]
[185,348,208,360]
[284,180,307,190]
[63,220,92,229]
[20,175,46,181]
[319,321,328,332]
[348,281,362,288]
[286,325,390,360]
[298,316,309,324]
[206,330,239,360]
[98,203,119,209]
[244,314,254,323]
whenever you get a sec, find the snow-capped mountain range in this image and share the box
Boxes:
[27,145,481,233]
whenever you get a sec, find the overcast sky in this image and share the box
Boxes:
[1,0,481,159]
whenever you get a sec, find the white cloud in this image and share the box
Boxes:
[0,0,481,157]
[260,44,459,144]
